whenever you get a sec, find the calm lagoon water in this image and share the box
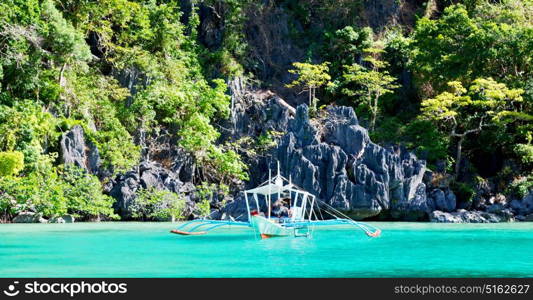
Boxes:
[1,222,532,277]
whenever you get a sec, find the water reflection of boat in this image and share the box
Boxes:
[172,163,381,239]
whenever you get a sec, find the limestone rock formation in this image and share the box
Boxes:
[109,160,195,219]
[430,209,503,223]
[226,96,428,220]
[60,125,101,175]
[509,190,533,218]
[12,212,48,223]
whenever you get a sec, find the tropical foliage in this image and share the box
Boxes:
[334,47,399,131]
[286,62,331,113]
[0,0,531,221]
[421,78,524,175]
[131,187,186,221]
[0,0,247,221]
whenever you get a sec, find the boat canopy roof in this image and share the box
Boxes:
[243,173,313,197]
[242,163,317,222]
[244,182,311,196]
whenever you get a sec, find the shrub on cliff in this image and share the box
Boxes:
[507,176,533,199]
[131,188,186,221]
[60,165,118,221]
[0,162,117,221]
[514,144,533,167]
[0,151,24,177]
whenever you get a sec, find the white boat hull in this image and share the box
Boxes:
[250,216,293,238]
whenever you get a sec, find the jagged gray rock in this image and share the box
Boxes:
[229,99,428,220]
[231,96,292,140]
[276,105,427,219]
[430,209,502,223]
[49,216,65,223]
[522,191,533,214]
[429,210,463,223]
[430,189,456,212]
[62,215,75,223]
[496,208,514,222]
[509,190,533,219]
[60,125,101,175]
[110,160,196,219]
[13,212,47,223]
[391,183,432,220]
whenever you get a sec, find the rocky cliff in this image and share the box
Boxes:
[220,92,431,220]
[59,90,532,223]
[219,90,532,223]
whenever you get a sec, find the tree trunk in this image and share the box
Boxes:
[455,136,465,178]
[370,94,379,132]
[308,87,312,107]
[370,111,376,132]
[139,120,147,160]
[59,63,67,88]
[312,88,316,111]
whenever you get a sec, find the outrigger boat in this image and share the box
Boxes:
[172,164,381,239]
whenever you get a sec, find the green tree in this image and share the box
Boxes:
[40,0,91,91]
[286,62,331,112]
[0,151,24,177]
[411,3,532,94]
[338,48,399,131]
[324,26,373,77]
[420,78,524,176]
[0,159,117,221]
[514,143,533,167]
[0,100,59,170]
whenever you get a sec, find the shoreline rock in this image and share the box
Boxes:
[13,212,48,223]
[430,209,505,223]
[50,215,75,223]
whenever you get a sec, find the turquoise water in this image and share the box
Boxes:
[1,222,532,277]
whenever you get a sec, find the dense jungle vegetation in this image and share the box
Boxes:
[0,0,531,221]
